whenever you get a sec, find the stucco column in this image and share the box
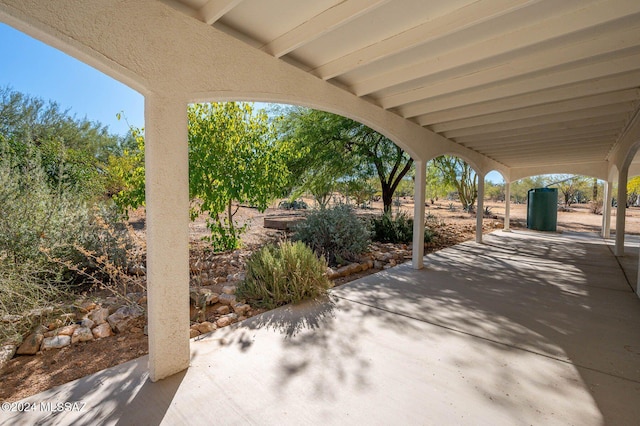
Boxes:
[602,180,613,238]
[476,173,485,243]
[503,181,511,232]
[412,160,426,269]
[615,167,628,256]
[145,95,190,381]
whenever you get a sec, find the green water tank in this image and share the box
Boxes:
[527,188,558,231]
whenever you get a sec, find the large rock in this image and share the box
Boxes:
[215,305,230,315]
[44,324,78,337]
[195,322,216,334]
[0,344,17,371]
[41,335,71,350]
[218,294,237,306]
[80,318,95,329]
[92,323,113,339]
[71,327,94,344]
[78,300,97,313]
[16,332,44,355]
[205,292,219,305]
[216,317,232,327]
[222,285,237,295]
[107,305,144,333]
[89,307,110,324]
[233,303,251,316]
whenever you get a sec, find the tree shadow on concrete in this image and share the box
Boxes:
[0,355,184,426]
[330,230,640,424]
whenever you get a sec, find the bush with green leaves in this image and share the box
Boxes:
[237,241,331,309]
[371,211,436,244]
[371,211,414,244]
[0,143,133,344]
[294,204,370,266]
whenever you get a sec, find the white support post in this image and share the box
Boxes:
[476,173,485,243]
[503,181,511,232]
[412,160,426,269]
[145,95,190,382]
[615,168,628,257]
[602,180,613,238]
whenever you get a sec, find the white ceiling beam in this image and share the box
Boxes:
[380,25,640,109]
[261,0,389,58]
[493,146,609,160]
[608,104,640,163]
[506,156,607,168]
[455,121,625,144]
[198,0,243,25]
[407,69,640,122]
[466,132,619,149]
[443,103,636,138]
[312,0,537,80]
[431,89,640,132]
[450,114,626,141]
[352,0,640,95]
[479,139,614,155]
[398,51,640,118]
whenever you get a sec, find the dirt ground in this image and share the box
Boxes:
[3,198,640,402]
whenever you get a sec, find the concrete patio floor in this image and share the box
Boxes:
[2,230,639,425]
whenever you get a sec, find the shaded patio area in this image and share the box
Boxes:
[2,230,639,425]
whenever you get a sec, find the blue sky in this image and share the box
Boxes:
[0,23,144,136]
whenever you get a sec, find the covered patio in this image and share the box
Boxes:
[1,1,640,420]
[3,230,639,425]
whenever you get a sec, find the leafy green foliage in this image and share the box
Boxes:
[294,204,370,266]
[188,102,294,251]
[546,175,590,206]
[108,127,146,213]
[278,199,308,210]
[237,241,331,309]
[111,102,295,251]
[371,212,414,244]
[0,88,137,344]
[431,156,477,211]
[0,87,123,199]
[340,177,377,207]
[278,108,413,213]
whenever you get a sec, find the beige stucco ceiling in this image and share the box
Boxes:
[165,0,640,172]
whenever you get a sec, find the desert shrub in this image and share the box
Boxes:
[294,204,370,265]
[0,261,67,345]
[0,145,138,344]
[372,211,436,244]
[237,241,331,309]
[371,211,413,244]
[590,200,603,215]
[278,199,308,210]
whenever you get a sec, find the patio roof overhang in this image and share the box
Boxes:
[167,0,640,179]
[2,0,640,179]
[1,0,639,382]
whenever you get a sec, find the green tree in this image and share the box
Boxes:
[627,176,640,206]
[188,102,293,250]
[431,156,477,210]
[108,127,146,209]
[112,102,293,251]
[485,181,505,201]
[0,87,123,199]
[547,175,590,206]
[278,108,413,213]
[510,176,549,204]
